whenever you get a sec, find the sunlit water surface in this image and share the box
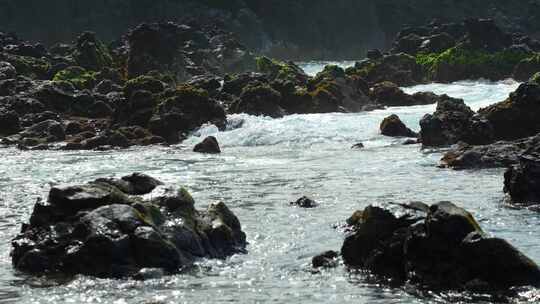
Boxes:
[0,63,538,303]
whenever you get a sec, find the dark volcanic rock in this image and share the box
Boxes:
[312,250,339,268]
[380,114,417,138]
[369,82,445,107]
[193,136,221,154]
[11,173,247,278]
[148,85,226,144]
[504,154,540,207]
[440,135,540,169]
[420,97,493,147]
[341,202,540,291]
[478,82,540,141]
[126,22,255,81]
[230,83,284,118]
[289,196,318,208]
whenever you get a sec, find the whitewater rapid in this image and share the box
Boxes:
[0,64,537,303]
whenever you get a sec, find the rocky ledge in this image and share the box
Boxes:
[10,173,246,278]
[340,202,540,292]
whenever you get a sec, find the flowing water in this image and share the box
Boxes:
[0,63,538,303]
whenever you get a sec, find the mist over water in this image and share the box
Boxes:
[0,63,537,303]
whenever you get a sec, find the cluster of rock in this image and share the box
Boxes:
[320,202,540,293]
[0,22,256,150]
[11,173,246,278]
[1,20,468,151]
[349,18,540,85]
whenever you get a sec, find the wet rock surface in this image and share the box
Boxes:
[10,173,247,278]
[340,202,540,292]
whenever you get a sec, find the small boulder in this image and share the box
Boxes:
[312,251,339,268]
[380,114,417,137]
[193,136,221,154]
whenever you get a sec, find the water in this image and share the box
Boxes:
[0,69,538,303]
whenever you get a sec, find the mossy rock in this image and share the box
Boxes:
[513,53,540,82]
[530,72,540,85]
[72,32,113,71]
[124,75,166,98]
[416,45,532,82]
[310,65,346,88]
[1,53,50,79]
[53,66,97,90]
[255,56,307,84]
[133,202,166,227]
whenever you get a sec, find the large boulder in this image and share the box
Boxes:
[380,114,417,137]
[369,82,446,107]
[348,53,424,86]
[478,82,540,141]
[341,202,540,291]
[420,97,493,147]
[230,83,284,118]
[11,173,247,278]
[148,85,226,143]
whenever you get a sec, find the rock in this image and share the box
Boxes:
[289,196,318,208]
[369,82,442,107]
[72,31,113,71]
[403,139,418,145]
[420,97,493,147]
[230,83,284,118]
[312,251,339,268]
[478,82,540,141]
[440,135,540,169]
[193,136,221,154]
[504,154,540,207]
[341,202,540,291]
[148,85,226,144]
[464,18,511,51]
[348,53,423,87]
[255,56,308,85]
[0,108,21,135]
[0,61,16,80]
[351,143,364,149]
[97,173,163,195]
[126,22,255,81]
[308,65,372,113]
[380,114,417,138]
[11,173,247,278]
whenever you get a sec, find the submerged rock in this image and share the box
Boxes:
[11,173,247,278]
[341,202,540,291]
[289,196,318,208]
[193,136,221,154]
[380,114,417,138]
[312,250,339,268]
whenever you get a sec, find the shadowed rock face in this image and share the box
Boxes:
[504,154,540,208]
[341,202,540,292]
[11,173,247,278]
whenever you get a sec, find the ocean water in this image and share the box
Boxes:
[0,64,538,303]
